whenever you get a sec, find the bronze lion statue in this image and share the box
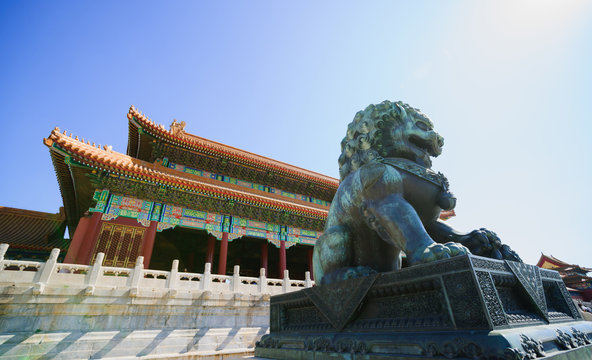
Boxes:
[313,101,521,285]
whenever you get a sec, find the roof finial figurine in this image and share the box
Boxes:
[170,119,186,137]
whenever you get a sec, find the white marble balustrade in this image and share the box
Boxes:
[0,243,313,297]
[0,242,309,359]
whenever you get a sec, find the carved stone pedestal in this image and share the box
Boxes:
[255,255,592,359]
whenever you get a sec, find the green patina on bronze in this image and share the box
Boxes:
[313,100,521,285]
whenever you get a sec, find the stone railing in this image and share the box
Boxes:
[0,243,314,296]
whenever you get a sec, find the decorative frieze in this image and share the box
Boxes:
[91,174,326,231]
[152,141,337,202]
[168,161,331,207]
[89,190,320,247]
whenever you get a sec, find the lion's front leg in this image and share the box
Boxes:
[312,225,379,285]
[361,194,468,266]
[427,220,523,262]
[312,225,351,285]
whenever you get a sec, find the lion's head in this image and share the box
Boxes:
[338,100,444,181]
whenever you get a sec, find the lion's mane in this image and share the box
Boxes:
[338,100,428,181]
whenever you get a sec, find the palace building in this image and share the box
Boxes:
[537,253,592,302]
[42,106,339,280]
[1,105,457,280]
[0,206,67,261]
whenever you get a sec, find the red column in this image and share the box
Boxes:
[64,215,91,263]
[279,240,287,279]
[217,232,229,275]
[205,235,216,265]
[260,242,268,276]
[186,252,195,272]
[307,247,314,280]
[141,220,158,269]
[78,212,103,264]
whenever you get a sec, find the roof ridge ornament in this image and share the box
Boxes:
[170,118,186,137]
[127,105,339,187]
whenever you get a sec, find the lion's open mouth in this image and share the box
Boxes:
[409,134,440,157]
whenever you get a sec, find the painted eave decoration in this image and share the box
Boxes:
[43,128,329,221]
[126,105,340,190]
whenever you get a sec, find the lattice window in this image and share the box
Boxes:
[91,223,114,264]
[115,228,133,267]
[105,226,123,266]
[91,223,146,268]
[127,229,144,267]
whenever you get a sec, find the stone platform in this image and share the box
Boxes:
[0,246,314,359]
[255,255,592,359]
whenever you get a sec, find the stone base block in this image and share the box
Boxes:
[255,323,592,359]
[255,255,592,359]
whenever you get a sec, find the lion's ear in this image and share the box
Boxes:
[359,162,386,190]
[395,103,407,119]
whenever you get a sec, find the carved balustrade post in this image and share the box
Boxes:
[232,265,241,293]
[84,252,104,295]
[201,262,212,291]
[258,267,267,294]
[129,256,144,297]
[168,259,179,297]
[33,248,60,295]
[0,244,7,277]
[0,243,8,262]
[282,269,290,293]
[305,271,312,288]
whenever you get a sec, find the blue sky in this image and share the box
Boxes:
[1,1,591,267]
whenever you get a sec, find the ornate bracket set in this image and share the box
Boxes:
[255,255,592,359]
[89,189,319,248]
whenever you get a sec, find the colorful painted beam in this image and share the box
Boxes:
[90,190,319,248]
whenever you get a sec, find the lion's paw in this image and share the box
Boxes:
[455,228,501,258]
[500,244,523,263]
[451,228,522,262]
[408,242,469,266]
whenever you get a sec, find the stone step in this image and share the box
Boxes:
[0,327,266,359]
